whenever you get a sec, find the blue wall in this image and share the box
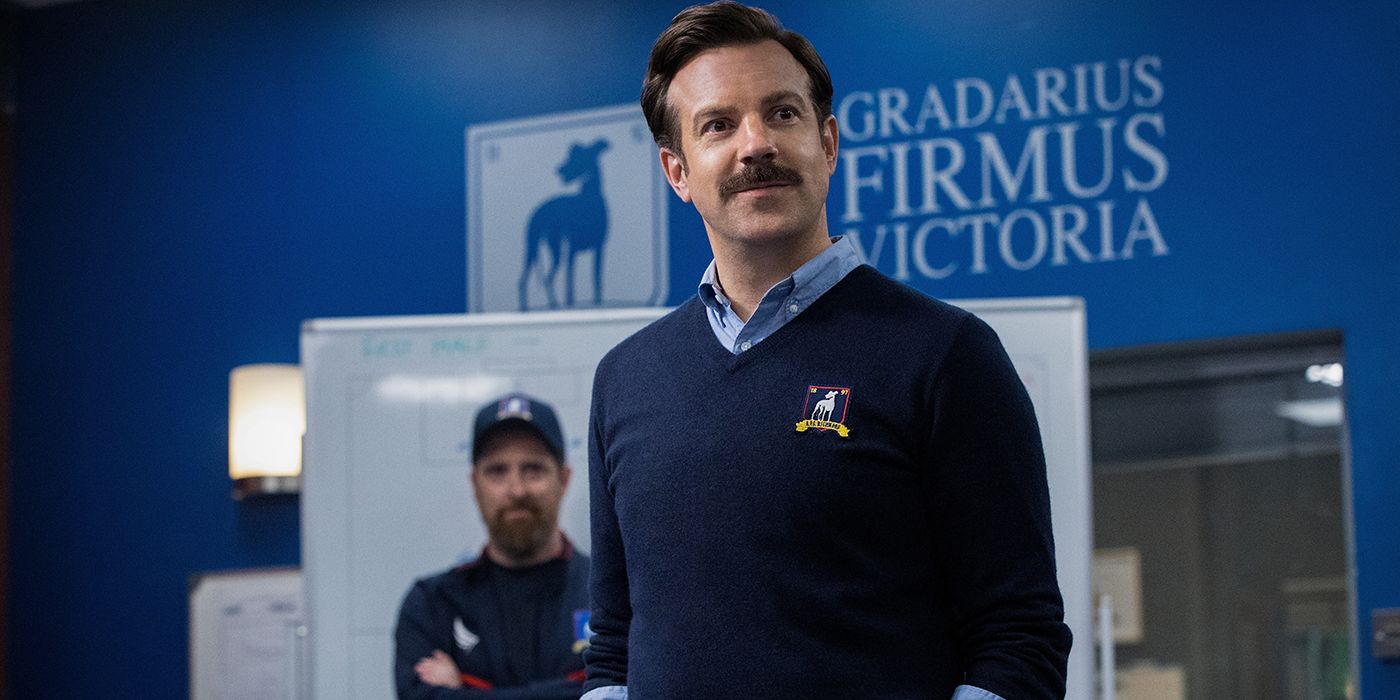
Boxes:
[9,1,1399,697]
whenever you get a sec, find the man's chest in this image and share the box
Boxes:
[433,581,588,684]
[603,363,938,548]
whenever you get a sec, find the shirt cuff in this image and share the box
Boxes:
[581,686,628,700]
[584,683,988,699]
[952,685,1006,700]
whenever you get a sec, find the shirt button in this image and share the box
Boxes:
[788,303,800,314]
[739,340,752,352]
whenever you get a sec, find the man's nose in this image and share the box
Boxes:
[503,469,529,497]
[737,117,777,164]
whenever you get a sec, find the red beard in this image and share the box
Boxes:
[486,499,557,561]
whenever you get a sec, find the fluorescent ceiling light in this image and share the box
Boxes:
[376,375,510,404]
[1275,397,1344,428]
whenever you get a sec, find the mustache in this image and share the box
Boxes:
[499,498,542,517]
[719,161,803,197]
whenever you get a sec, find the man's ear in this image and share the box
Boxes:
[559,463,573,489]
[659,147,692,202]
[822,114,839,175]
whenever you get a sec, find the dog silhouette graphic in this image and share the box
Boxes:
[519,139,610,310]
[812,390,838,421]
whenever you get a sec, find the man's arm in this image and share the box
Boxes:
[395,583,491,699]
[582,366,630,694]
[395,584,586,700]
[925,315,1073,700]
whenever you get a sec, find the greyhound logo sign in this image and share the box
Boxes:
[467,104,669,312]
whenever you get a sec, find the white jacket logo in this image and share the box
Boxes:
[453,617,480,653]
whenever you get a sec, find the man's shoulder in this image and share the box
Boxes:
[835,265,972,330]
[396,564,477,626]
[408,561,480,597]
[597,298,703,369]
[563,546,591,572]
[565,550,592,592]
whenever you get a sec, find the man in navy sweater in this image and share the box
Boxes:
[584,3,1072,699]
[395,394,590,699]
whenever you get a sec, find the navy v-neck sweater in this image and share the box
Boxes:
[584,265,1071,699]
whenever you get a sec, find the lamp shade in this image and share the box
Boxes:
[229,364,304,498]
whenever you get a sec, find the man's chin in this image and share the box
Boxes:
[488,519,553,561]
[715,219,813,247]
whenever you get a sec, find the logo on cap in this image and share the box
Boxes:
[497,396,533,421]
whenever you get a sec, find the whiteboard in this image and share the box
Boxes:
[301,300,1090,700]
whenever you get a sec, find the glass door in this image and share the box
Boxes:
[1090,331,1354,700]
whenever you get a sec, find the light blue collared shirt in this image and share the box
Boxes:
[580,237,1006,700]
[697,235,862,354]
[581,681,1003,699]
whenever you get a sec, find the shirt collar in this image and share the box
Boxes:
[697,236,861,312]
[697,258,728,311]
[461,531,574,573]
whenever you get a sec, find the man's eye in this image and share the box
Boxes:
[704,120,729,133]
[775,107,797,120]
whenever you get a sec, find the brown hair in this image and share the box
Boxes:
[641,1,833,154]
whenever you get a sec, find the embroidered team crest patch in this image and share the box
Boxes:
[571,609,592,654]
[795,386,852,438]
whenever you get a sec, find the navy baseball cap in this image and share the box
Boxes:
[472,393,566,463]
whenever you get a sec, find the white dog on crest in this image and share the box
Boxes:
[811,390,838,422]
